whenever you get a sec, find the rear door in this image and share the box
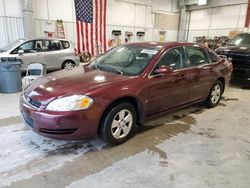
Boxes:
[12,40,44,70]
[145,47,189,115]
[44,40,63,70]
[185,46,217,102]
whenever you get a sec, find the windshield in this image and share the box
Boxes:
[89,45,160,76]
[228,34,250,46]
[0,39,25,52]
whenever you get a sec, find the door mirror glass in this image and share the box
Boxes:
[154,65,173,75]
[18,49,24,55]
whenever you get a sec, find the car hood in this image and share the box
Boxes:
[216,45,250,56]
[25,66,130,104]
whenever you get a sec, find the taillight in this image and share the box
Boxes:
[226,59,233,71]
[230,62,233,71]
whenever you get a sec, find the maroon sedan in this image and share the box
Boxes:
[20,42,232,145]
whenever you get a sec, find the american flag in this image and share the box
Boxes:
[74,0,107,56]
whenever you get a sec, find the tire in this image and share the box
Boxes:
[100,102,137,145]
[62,61,76,69]
[205,80,223,108]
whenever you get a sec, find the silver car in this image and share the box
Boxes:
[0,38,80,71]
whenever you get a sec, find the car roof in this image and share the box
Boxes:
[124,42,198,50]
[21,38,69,41]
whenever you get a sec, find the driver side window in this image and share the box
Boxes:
[11,40,43,54]
[156,47,186,70]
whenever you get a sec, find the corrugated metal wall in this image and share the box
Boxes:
[187,2,248,42]
[0,16,24,48]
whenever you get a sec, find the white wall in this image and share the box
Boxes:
[0,0,22,17]
[187,0,248,42]
[32,0,179,48]
[106,0,155,43]
[105,0,179,43]
[32,0,77,47]
[0,0,24,48]
[2,0,250,49]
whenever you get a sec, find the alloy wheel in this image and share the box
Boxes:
[211,84,221,104]
[111,109,133,139]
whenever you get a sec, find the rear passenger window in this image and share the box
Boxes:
[44,40,62,51]
[61,41,70,49]
[208,51,218,63]
[186,46,209,66]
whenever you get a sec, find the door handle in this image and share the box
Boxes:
[209,67,214,72]
[203,67,214,71]
[176,73,185,79]
[177,73,185,77]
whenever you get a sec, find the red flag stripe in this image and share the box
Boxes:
[80,21,85,53]
[90,23,94,56]
[95,0,98,56]
[99,0,103,53]
[103,0,107,52]
[85,24,89,53]
[76,21,80,54]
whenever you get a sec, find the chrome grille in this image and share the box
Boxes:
[232,60,250,69]
[29,98,41,108]
[23,94,42,108]
[220,53,250,69]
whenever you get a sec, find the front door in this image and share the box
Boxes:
[144,47,189,115]
[15,40,44,70]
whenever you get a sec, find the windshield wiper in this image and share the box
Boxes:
[99,64,124,75]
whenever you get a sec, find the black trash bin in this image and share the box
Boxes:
[0,61,22,93]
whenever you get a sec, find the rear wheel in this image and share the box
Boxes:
[62,61,76,69]
[100,102,136,145]
[205,80,223,108]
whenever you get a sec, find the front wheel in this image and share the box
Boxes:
[100,102,137,145]
[205,80,223,108]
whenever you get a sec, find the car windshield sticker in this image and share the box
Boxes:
[141,49,158,55]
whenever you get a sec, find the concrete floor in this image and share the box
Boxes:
[0,85,250,188]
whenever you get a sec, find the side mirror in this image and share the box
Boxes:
[154,65,173,75]
[18,49,24,55]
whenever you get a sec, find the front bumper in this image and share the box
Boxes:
[19,94,103,140]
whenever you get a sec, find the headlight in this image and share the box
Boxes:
[46,95,93,111]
